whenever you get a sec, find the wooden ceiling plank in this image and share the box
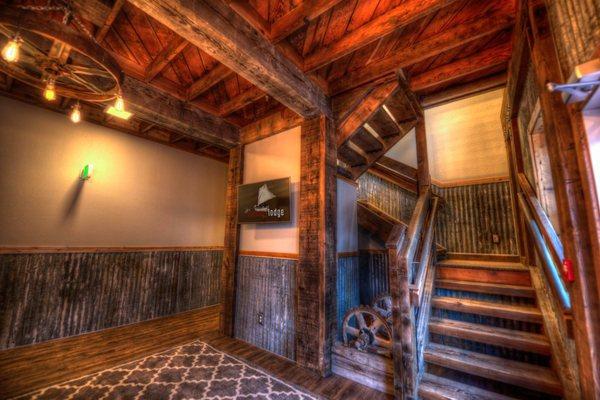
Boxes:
[421,72,506,108]
[95,0,125,42]
[187,64,235,100]
[270,0,345,43]
[304,0,460,72]
[128,0,331,118]
[330,12,513,94]
[337,80,398,147]
[409,42,512,92]
[144,36,189,82]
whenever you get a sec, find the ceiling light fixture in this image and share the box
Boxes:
[43,78,56,101]
[105,93,132,120]
[1,34,21,63]
[70,102,82,123]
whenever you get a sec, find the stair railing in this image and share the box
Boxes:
[517,173,572,313]
[386,187,440,399]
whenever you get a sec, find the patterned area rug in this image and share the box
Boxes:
[17,341,320,399]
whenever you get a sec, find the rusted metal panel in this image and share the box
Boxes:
[234,255,296,360]
[337,255,360,339]
[0,250,222,349]
[433,182,518,255]
[357,172,417,223]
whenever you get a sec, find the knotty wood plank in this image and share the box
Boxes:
[270,0,345,43]
[220,145,243,336]
[435,279,536,298]
[303,0,460,72]
[239,108,303,144]
[410,43,512,92]
[297,116,337,375]
[431,296,543,323]
[144,36,188,82]
[187,64,235,100]
[419,373,518,400]
[424,343,562,395]
[330,13,513,95]
[428,318,551,355]
[128,0,330,118]
[0,306,220,399]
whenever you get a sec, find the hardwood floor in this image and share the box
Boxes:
[0,306,390,400]
[204,335,393,400]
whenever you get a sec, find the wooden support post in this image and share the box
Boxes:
[529,4,600,398]
[415,119,430,195]
[220,145,244,336]
[297,116,337,375]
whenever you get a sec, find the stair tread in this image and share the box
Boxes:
[432,296,543,323]
[437,259,527,271]
[429,318,551,355]
[435,279,535,297]
[424,343,562,395]
[419,373,518,400]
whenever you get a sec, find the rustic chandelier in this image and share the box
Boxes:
[0,1,132,123]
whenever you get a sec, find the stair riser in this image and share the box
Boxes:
[435,280,536,299]
[437,267,531,286]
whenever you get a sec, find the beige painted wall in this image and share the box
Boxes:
[385,89,509,183]
[0,96,227,247]
[239,126,300,254]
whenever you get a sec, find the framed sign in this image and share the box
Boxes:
[237,177,291,223]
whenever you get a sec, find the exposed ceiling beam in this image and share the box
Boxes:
[303,0,460,72]
[240,108,303,144]
[72,0,112,27]
[219,86,266,116]
[145,36,188,82]
[409,42,512,92]
[121,76,239,148]
[421,72,507,108]
[187,64,234,100]
[128,0,331,118]
[95,0,125,42]
[330,13,514,95]
[270,0,345,43]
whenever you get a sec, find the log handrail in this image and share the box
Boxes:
[518,192,572,311]
[517,173,564,263]
[387,188,439,399]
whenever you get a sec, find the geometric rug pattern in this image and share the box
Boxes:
[16,341,320,400]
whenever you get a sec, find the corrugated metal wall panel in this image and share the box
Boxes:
[336,255,360,339]
[357,172,417,223]
[0,250,222,349]
[234,255,296,360]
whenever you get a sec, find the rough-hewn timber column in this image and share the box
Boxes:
[415,119,431,195]
[220,145,244,336]
[297,116,337,375]
[530,5,600,398]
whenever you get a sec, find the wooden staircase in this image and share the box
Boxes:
[418,257,563,399]
[335,78,421,181]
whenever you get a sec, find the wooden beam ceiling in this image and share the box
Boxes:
[144,36,188,82]
[329,13,514,95]
[128,0,331,118]
[303,0,460,72]
[421,73,507,108]
[187,64,234,100]
[121,76,239,148]
[95,0,125,42]
[409,42,512,92]
[269,0,345,43]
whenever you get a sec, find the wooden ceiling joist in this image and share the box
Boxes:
[95,0,125,42]
[269,0,345,43]
[421,73,507,108]
[303,0,460,72]
[220,86,266,116]
[187,64,234,100]
[128,0,331,118]
[144,36,188,82]
[410,42,512,92]
[330,13,514,95]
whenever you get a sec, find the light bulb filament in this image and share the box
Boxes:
[1,35,21,63]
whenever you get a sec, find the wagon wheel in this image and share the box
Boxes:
[372,293,393,322]
[342,306,392,357]
[0,8,121,103]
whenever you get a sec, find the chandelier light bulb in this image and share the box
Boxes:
[44,79,56,101]
[70,102,82,123]
[1,35,21,63]
[114,95,125,112]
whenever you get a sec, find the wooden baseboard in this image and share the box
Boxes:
[445,252,521,263]
[332,342,392,394]
[0,246,224,254]
[239,250,299,260]
[0,305,221,398]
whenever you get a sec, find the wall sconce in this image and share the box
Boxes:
[80,164,93,181]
